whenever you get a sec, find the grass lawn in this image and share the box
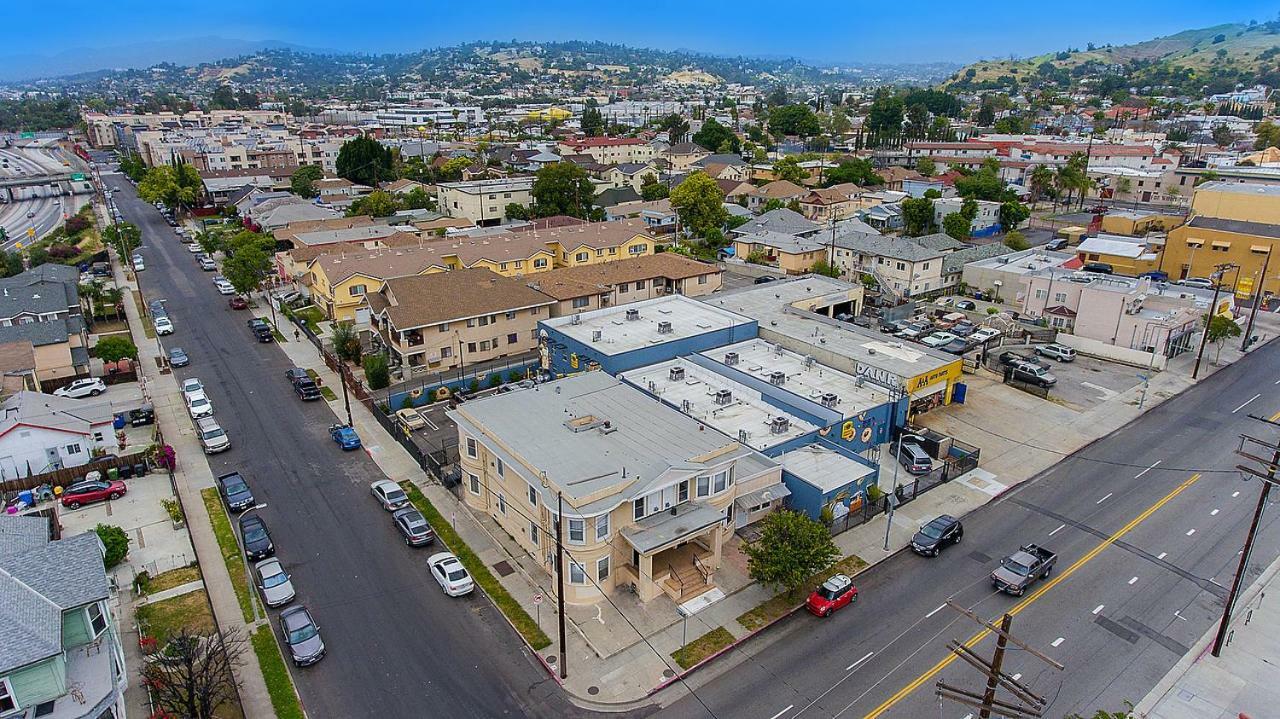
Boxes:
[132,290,155,338]
[200,488,258,623]
[671,626,735,670]
[736,554,869,632]
[136,589,216,643]
[399,481,551,650]
[142,564,202,595]
[319,386,337,401]
[293,306,324,335]
[251,627,306,719]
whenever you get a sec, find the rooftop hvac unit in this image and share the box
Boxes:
[681,399,692,413]
[738,429,750,443]
[820,392,839,408]
[804,355,816,368]
[625,308,640,321]
[774,344,784,357]
[714,389,733,405]
[571,314,581,325]
[770,416,791,434]
[647,380,657,392]
[724,351,740,366]
[669,366,686,381]
[592,330,602,342]
[769,370,786,386]
[657,321,673,334]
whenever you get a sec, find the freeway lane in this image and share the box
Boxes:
[658,339,1280,719]
[104,176,606,719]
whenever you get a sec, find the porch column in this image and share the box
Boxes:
[709,526,725,571]
[639,553,656,601]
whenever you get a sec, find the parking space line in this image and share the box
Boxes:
[1186,529,1196,536]
[770,705,794,719]
[925,604,946,619]
[1129,577,1139,585]
[1233,491,1241,498]
[1157,552,1167,560]
[1211,509,1219,516]
[1234,394,1261,413]
[1049,524,1066,536]
[1051,637,1065,647]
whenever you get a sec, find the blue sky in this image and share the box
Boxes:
[8,1,1279,65]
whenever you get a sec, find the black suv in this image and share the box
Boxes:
[248,318,275,343]
[294,377,322,401]
[911,515,963,557]
[217,472,255,512]
[239,514,275,560]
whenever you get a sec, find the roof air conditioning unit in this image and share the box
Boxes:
[770,416,790,434]
[724,351,740,366]
[769,370,786,386]
[592,330,602,342]
[820,392,839,408]
[738,429,750,443]
[714,389,732,405]
[571,314,581,325]
[804,355,816,368]
[625,308,640,321]
[657,321,673,334]
[681,399,692,413]
[647,380,657,392]
[669,366,685,381]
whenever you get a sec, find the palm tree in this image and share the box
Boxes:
[79,280,105,320]
[100,287,124,322]
[1029,164,1053,206]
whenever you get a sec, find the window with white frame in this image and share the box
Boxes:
[679,481,689,502]
[0,678,15,714]
[1035,289,1046,299]
[713,470,729,493]
[633,498,644,520]
[568,518,585,544]
[527,483,538,507]
[697,476,711,497]
[469,473,480,494]
[87,601,107,637]
[572,297,590,308]
[1054,292,1067,302]
[569,561,586,584]
[497,493,507,515]
[65,443,81,455]
[529,521,540,546]
[597,555,610,582]
[466,437,477,458]
[596,514,609,540]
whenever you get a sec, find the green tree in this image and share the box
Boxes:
[901,197,935,236]
[960,198,979,222]
[1253,120,1280,150]
[825,159,883,187]
[222,246,270,297]
[762,198,786,213]
[1028,164,1054,204]
[399,186,434,210]
[437,156,472,182]
[363,354,390,390]
[658,113,690,143]
[693,117,740,153]
[531,162,596,219]
[1211,124,1236,148]
[865,91,905,134]
[915,157,937,177]
[810,260,841,278]
[640,174,669,201]
[138,163,202,210]
[330,321,361,363]
[1003,230,1029,251]
[210,84,238,110]
[335,136,394,187]
[95,524,130,569]
[290,165,324,198]
[742,510,841,595]
[505,203,530,220]
[767,104,821,139]
[117,152,148,182]
[942,212,971,241]
[347,190,397,217]
[94,335,138,363]
[0,250,23,278]
[670,172,728,238]
[101,222,141,258]
[1204,313,1242,363]
[580,104,605,136]
[999,201,1030,231]
[773,156,808,183]
[955,166,1006,201]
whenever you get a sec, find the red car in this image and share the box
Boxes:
[61,479,127,509]
[806,573,858,617]
[229,296,248,310]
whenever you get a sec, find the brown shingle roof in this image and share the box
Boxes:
[534,219,655,252]
[376,269,555,328]
[524,253,720,300]
[751,180,807,199]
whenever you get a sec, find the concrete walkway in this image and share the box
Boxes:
[140,579,206,604]
[113,247,277,718]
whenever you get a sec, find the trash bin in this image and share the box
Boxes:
[118,464,134,480]
[17,490,33,506]
[106,467,119,481]
[134,463,147,477]
[113,413,126,430]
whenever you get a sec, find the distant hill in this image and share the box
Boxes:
[944,21,1280,96]
[0,37,333,82]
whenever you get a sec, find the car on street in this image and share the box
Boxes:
[920,332,957,348]
[248,318,274,342]
[1035,343,1077,362]
[53,377,107,398]
[154,316,174,335]
[279,605,325,666]
[992,544,1056,596]
[60,479,127,509]
[805,573,858,617]
[911,515,964,557]
[998,351,1042,367]
[254,558,296,607]
[196,417,231,454]
[216,472,255,512]
[284,368,309,383]
[186,391,214,419]
[395,407,428,431]
[180,377,204,401]
[370,479,409,511]
[229,296,248,309]
[167,347,190,367]
[238,514,275,560]
[1179,277,1215,289]
[199,256,217,271]
[215,280,235,295]
[148,299,167,317]
[132,254,145,271]
[393,507,435,546]
[331,424,362,450]
[186,241,201,253]
[293,377,322,400]
[428,553,474,596]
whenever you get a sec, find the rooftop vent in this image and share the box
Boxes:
[564,414,609,433]
[657,320,673,334]
[625,308,640,321]
[681,399,692,413]
[738,429,750,444]
[592,330,602,342]
[820,392,839,409]
[770,416,791,434]
[724,351,740,366]
[804,355,816,368]
[769,370,786,386]
[669,366,686,382]
[714,389,733,405]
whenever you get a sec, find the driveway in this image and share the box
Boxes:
[1038,353,1147,411]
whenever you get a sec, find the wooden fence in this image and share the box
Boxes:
[1,450,151,495]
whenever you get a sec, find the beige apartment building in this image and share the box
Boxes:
[448,371,782,605]
[526,253,722,316]
[367,268,554,372]
[437,178,535,226]
[556,137,657,165]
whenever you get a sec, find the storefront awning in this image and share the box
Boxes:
[734,483,792,510]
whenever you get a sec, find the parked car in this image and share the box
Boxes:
[1011,362,1057,387]
[167,347,190,367]
[330,424,361,450]
[896,442,933,475]
[896,322,931,340]
[215,280,236,295]
[970,328,1001,344]
[1179,277,1215,289]
[229,296,248,310]
[921,332,958,348]
[950,322,976,337]
[248,318,274,343]
[496,379,535,394]
[128,404,155,427]
[1082,262,1114,274]
[154,316,174,335]
[216,472,255,512]
[911,515,964,557]
[293,378,322,401]
[998,351,1040,367]
[753,275,778,284]
[954,300,976,311]
[428,552,474,596]
[992,544,1057,596]
[879,320,907,335]
[53,377,107,398]
[199,256,217,271]
[186,391,214,419]
[396,407,428,431]
[393,507,435,546]
[805,573,858,617]
[279,605,325,666]
[284,368,309,383]
[132,255,145,271]
[1035,343,1077,362]
[196,417,231,454]
[148,299,168,317]
[238,514,274,560]
[61,479,127,509]
[939,338,972,355]
[1138,270,1169,282]
[254,558,296,607]
[180,377,204,401]
[370,479,409,511]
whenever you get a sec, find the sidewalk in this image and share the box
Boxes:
[1133,553,1280,719]
[114,249,277,719]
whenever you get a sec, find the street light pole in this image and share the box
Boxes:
[555,491,568,680]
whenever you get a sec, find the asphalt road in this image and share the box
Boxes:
[0,146,80,248]
[104,175,612,719]
[658,340,1280,719]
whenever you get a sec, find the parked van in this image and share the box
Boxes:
[897,443,933,475]
[196,417,231,454]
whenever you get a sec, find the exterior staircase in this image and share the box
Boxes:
[663,560,713,603]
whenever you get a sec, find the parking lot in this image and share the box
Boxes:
[995,346,1147,411]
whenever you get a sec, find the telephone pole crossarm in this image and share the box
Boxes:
[935,682,1044,718]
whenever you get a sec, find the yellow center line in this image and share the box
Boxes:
[861,472,1203,719]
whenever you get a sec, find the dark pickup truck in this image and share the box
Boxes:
[991,544,1057,596]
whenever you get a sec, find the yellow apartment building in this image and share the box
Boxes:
[1163,182,1280,297]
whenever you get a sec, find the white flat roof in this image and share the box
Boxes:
[544,295,755,356]
[703,338,894,418]
[780,444,876,493]
[965,249,1074,275]
[620,358,818,452]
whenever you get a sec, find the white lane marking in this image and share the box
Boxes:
[1157,552,1167,560]
[1051,637,1065,647]
[1233,491,1241,498]
[1129,577,1139,585]
[1211,509,1220,516]
[1011,673,1022,681]
[769,706,794,719]
[1093,605,1105,615]
[1186,529,1196,536]
[1210,578,1224,587]
[925,604,946,619]
[1234,393,1262,413]
[1049,524,1066,536]
[846,651,875,672]
[1135,460,1162,478]
[1174,611,1187,621]
[1097,492,1113,504]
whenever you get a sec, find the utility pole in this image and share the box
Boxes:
[1191,262,1235,380]
[1214,415,1280,656]
[935,602,1062,718]
[1240,248,1271,351]
[555,491,568,680]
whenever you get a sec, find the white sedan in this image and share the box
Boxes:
[921,332,958,348]
[370,480,409,511]
[154,316,174,335]
[186,391,214,419]
[428,553,474,597]
[180,377,204,402]
[215,280,235,295]
[53,378,107,398]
